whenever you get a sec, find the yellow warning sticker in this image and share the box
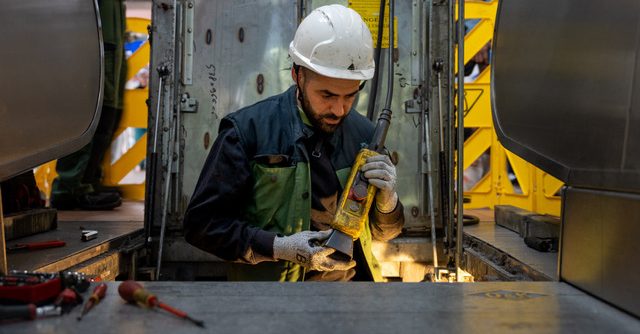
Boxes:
[349,0,398,49]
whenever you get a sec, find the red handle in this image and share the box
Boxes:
[21,240,66,250]
[90,283,108,302]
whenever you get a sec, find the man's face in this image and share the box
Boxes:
[296,68,361,133]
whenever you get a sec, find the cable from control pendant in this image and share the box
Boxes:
[367,0,395,153]
[384,0,394,111]
[366,0,387,121]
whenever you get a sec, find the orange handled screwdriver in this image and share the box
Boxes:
[77,283,107,321]
[118,280,204,327]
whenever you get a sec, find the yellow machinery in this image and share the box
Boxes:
[457,0,563,216]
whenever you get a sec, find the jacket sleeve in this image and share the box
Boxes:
[369,199,405,242]
[183,122,277,264]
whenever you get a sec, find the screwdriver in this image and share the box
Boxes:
[7,240,66,252]
[0,304,61,320]
[77,283,107,321]
[118,280,204,327]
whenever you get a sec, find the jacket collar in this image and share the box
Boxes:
[286,85,347,150]
[286,85,314,141]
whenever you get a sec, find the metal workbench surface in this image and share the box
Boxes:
[3,282,638,333]
[7,220,143,272]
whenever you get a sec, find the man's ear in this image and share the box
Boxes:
[291,67,298,84]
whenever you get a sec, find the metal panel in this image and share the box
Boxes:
[161,0,441,230]
[180,0,299,216]
[492,0,640,192]
[561,187,640,318]
[4,282,640,333]
[0,0,103,181]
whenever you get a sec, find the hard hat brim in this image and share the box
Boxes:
[290,44,375,81]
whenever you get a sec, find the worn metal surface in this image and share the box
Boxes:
[492,0,640,192]
[0,0,103,182]
[561,187,640,318]
[463,234,552,282]
[4,282,639,333]
[464,219,557,280]
[7,220,143,272]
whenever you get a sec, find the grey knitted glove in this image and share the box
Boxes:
[361,154,399,213]
[273,230,356,271]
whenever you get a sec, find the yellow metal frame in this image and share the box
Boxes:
[35,18,150,201]
[101,17,150,201]
[458,0,563,216]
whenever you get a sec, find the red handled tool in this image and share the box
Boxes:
[77,283,107,321]
[118,280,204,327]
[7,240,66,252]
[0,304,61,321]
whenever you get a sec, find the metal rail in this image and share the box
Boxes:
[455,0,465,281]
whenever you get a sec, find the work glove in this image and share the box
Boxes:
[361,154,399,213]
[272,229,356,271]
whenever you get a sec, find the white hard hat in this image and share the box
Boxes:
[289,4,375,80]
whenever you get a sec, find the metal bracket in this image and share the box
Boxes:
[180,93,198,113]
[411,0,421,85]
[404,99,424,114]
[181,1,194,85]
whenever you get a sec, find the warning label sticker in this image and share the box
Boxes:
[349,0,398,49]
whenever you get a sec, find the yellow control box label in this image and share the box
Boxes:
[349,0,398,49]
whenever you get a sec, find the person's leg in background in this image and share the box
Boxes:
[51,0,126,210]
[84,0,127,193]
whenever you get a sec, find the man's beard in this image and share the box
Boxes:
[299,87,346,134]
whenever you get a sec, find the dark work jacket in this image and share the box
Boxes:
[183,86,404,281]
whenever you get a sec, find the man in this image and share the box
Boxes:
[184,5,404,281]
